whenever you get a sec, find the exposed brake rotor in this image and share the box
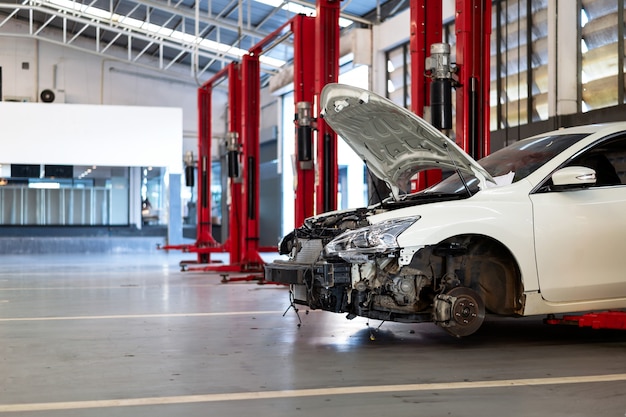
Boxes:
[440,286,486,337]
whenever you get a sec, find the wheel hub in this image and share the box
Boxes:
[440,287,486,337]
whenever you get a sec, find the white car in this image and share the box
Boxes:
[265,83,626,337]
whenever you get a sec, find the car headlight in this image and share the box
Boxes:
[325,216,420,260]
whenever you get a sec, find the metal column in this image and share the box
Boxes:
[238,52,264,271]
[314,0,340,214]
[224,63,243,265]
[455,0,491,159]
[195,84,216,263]
[194,18,298,280]
[293,14,317,227]
[410,0,443,189]
[160,64,239,269]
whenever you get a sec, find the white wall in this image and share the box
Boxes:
[0,101,182,173]
[0,19,228,164]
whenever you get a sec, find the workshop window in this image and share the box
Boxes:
[491,0,547,132]
[580,0,625,111]
[385,42,410,109]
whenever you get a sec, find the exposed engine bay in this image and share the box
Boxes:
[264,83,527,337]
[264,203,520,337]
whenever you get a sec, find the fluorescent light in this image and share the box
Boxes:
[254,0,353,27]
[29,182,61,189]
[43,0,287,68]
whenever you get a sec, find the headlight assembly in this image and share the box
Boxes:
[325,216,420,260]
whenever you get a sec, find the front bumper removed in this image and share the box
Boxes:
[264,260,352,287]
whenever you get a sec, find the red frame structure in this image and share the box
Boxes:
[410,0,491,189]
[293,14,317,227]
[455,0,491,159]
[545,312,626,330]
[159,64,235,265]
[238,52,264,271]
[183,17,298,279]
[164,2,341,277]
[293,1,340,226]
[314,0,340,215]
[410,0,443,189]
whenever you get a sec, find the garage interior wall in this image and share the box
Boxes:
[0,20,230,249]
[4,0,622,251]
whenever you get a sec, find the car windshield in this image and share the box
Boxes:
[423,133,590,195]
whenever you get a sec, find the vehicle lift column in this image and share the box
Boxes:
[455,0,491,159]
[163,63,246,271]
[314,0,340,214]
[186,61,265,278]
[238,52,265,272]
[293,14,317,227]
[410,0,443,189]
[159,69,227,264]
[190,19,298,281]
[222,63,244,267]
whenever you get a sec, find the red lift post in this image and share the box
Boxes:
[545,312,626,330]
[314,0,340,215]
[238,52,265,271]
[161,63,248,272]
[293,14,317,227]
[410,0,443,189]
[167,2,341,273]
[455,0,491,159]
[186,18,298,280]
[225,63,244,266]
[159,65,233,264]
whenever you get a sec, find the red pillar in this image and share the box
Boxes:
[195,85,215,263]
[226,63,243,264]
[315,0,340,214]
[410,0,442,116]
[410,0,443,189]
[292,15,317,227]
[239,53,264,269]
[455,0,491,159]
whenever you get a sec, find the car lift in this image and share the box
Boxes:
[454,0,491,161]
[160,62,270,282]
[410,0,443,189]
[409,0,491,190]
[177,60,266,281]
[162,2,340,281]
[165,4,339,282]
[545,312,626,330]
[293,1,340,226]
[158,64,236,265]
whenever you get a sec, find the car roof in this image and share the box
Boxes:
[530,122,626,139]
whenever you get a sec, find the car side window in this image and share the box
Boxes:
[568,136,626,187]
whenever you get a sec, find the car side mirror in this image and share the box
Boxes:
[551,166,596,190]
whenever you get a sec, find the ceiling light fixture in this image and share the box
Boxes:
[253,0,353,28]
[42,0,287,68]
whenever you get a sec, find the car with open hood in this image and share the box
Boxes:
[265,83,626,337]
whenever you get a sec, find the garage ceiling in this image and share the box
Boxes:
[0,0,408,84]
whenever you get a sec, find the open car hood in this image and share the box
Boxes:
[320,84,495,200]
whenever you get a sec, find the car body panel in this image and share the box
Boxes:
[365,181,539,292]
[532,178,626,303]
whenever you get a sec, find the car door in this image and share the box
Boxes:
[530,135,626,303]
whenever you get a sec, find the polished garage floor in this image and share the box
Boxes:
[1,253,626,417]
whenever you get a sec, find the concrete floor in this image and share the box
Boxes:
[1,252,626,416]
